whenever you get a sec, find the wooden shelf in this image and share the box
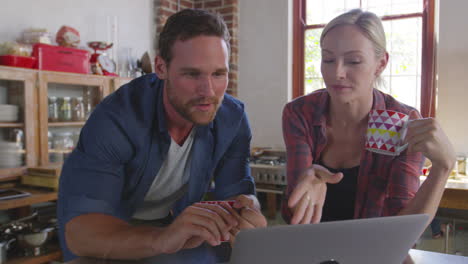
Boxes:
[48,149,72,154]
[0,122,23,128]
[6,249,62,264]
[0,167,26,182]
[48,121,85,127]
[0,186,57,210]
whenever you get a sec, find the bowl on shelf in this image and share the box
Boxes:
[0,141,23,168]
[16,226,55,256]
[0,104,19,122]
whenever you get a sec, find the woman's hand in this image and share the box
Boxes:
[288,164,343,225]
[405,118,455,172]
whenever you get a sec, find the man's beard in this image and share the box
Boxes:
[166,80,223,125]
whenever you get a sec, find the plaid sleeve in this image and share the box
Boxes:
[383,110,425,216]
[281,103,315,223]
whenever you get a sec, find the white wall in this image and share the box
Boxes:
[0,0,154,69]
[436,0,468,155]
[238,0,292,149]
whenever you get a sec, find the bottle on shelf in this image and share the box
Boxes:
[48,96,59,122]
[72,97,85,121]
[82,87,95,119]
[59,97,72,122]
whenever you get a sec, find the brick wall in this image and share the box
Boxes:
[154,0,239,96]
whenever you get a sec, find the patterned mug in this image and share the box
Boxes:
[365,110,410,156]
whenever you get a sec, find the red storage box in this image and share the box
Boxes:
[0,55,37,68]
[32,43,90,74]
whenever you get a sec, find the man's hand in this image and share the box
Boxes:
[153,202,238,254]
[288,164,343,225]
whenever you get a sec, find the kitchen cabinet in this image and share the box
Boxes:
[111,76,133,93]
[0,66,39,181]
[0,183,60,264]
[38,71,110,165]
[0,66,134,264]
[0,66,138,170]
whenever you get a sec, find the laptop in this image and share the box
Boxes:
[230,214,429,264]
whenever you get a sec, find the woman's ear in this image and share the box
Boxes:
[376,52,389,76]
[154,55,168,79]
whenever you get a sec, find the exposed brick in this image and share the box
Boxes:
[229,64,238,71]
[223,0,237,5]
[159,8,176,18]
[160,0,171,9]
[180,0,194,8]
[222,15,233,22]
[194,2,203,8]
[229,72,237,79]
[230,46,237,54]
[205,0,222,8]
[218,6,236,14]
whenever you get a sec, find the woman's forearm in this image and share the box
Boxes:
[398,165,451,224]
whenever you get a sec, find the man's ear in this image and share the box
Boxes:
[154,55,168,79]
[376,52,389,76]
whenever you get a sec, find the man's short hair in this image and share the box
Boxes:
[158,9,231,65]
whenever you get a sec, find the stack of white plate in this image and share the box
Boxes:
[0,104,19,122]
[0,141,23,168]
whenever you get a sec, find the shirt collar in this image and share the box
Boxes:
[311,88,386,127]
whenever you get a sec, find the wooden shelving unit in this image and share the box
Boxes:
[48,121,86,127]
[1,186,59,264]
[6,249,62,264]
[0,67,133,264]
[0,186,57,210]
[0,66,39,179]
[0,168,26,182]
[0,122,24,128]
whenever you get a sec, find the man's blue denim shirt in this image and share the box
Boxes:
[57,74,256,262]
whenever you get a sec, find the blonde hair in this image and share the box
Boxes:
[320,9,387,87]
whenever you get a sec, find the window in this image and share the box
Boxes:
[293,0,436,117]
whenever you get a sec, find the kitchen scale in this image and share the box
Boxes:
[87,41,117,76]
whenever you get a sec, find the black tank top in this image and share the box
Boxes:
[318,161,359,222]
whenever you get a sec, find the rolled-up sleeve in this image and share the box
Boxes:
[58,105,134,225]
[281,103,315,223]
[383,110,425,216]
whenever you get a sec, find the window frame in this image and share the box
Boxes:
[292,0,436,117]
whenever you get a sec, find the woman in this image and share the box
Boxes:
[282,9,455,226]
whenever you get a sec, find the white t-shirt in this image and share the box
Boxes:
[132,128,196,220]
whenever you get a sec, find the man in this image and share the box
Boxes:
[58,9,266,262]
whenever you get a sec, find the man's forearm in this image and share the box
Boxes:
[66,214,166,259]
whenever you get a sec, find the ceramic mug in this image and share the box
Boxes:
[365,109,410,156]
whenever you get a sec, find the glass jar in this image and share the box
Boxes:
[53,132,74,151]
[82,87,93,119]
[48,96,59,122]
[72,97,85,121]
[9,128,24,149]
[59,97,72,121]
[457,156,466,175]
[48,131,53,149]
